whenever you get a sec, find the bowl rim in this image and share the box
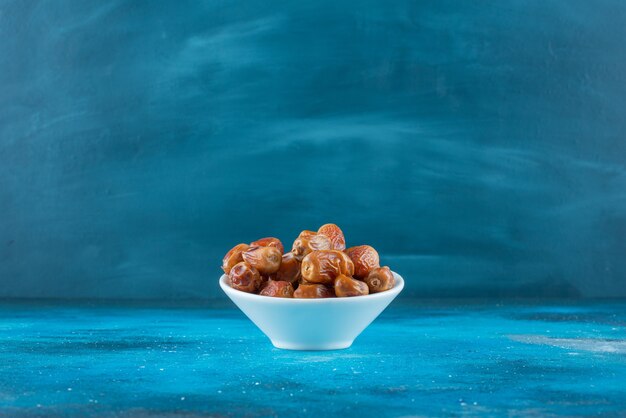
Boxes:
[219,271,404,304]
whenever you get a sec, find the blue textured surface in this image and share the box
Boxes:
[1,300,625,417]
[2,0,626,299]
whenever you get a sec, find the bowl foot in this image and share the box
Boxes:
[271,340,353,351]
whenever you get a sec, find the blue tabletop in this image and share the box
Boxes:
[1,300,625,417]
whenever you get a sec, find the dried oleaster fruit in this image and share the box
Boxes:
[293,283,335,299]
[222,224,394,299]
[336,251,355,276]
[334,274,369,297]
[344,245,380,279]
[259,280,294,298]
[291,231,332,258]
[242,246,282,275]
[222,243,250,274]
[228,262,262,293]
[275,251,301,284]
[317,223,346,251]
[364,266,395,293]
[250,237,284,255]
[301,250,354,285]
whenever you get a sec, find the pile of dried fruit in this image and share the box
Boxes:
[221,224,395,298]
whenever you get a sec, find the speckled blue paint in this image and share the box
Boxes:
[1,301,625,416]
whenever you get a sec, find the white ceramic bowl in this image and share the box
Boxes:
[219,272,404,350]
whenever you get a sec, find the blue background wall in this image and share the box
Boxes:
[1,0,625,300]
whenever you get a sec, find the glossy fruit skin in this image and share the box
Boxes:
[291,231,332,258]
[336,251,355,276]
[364,266,395,293]
[259,280,294,298]
[222,243,250,274]
[293,283,335,299]
[228,262,262,293]
[344,245,380,278]
[275,251,301,284]
[301,250,355,285]
[250,237,284,255]
[242,246,282,275]
[334,274,369,297]
[317,223,346,251]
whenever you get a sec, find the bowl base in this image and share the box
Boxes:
[271,340,353,351]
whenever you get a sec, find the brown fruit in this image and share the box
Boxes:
[275,251,301,284]
[344,245,380,278]
[293,283,335,299]
[336,251,355,276]
[250,237,284,255]
[334,274,369,297]
[364,266,395,293]
[222,243,250,274]
[317,223,346,251]
[242,246,282,275]
[259,274,271,287]
[301,250,355,285]
[228,262,262,293]
[291,231,332,258]
[259,280,294,298]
